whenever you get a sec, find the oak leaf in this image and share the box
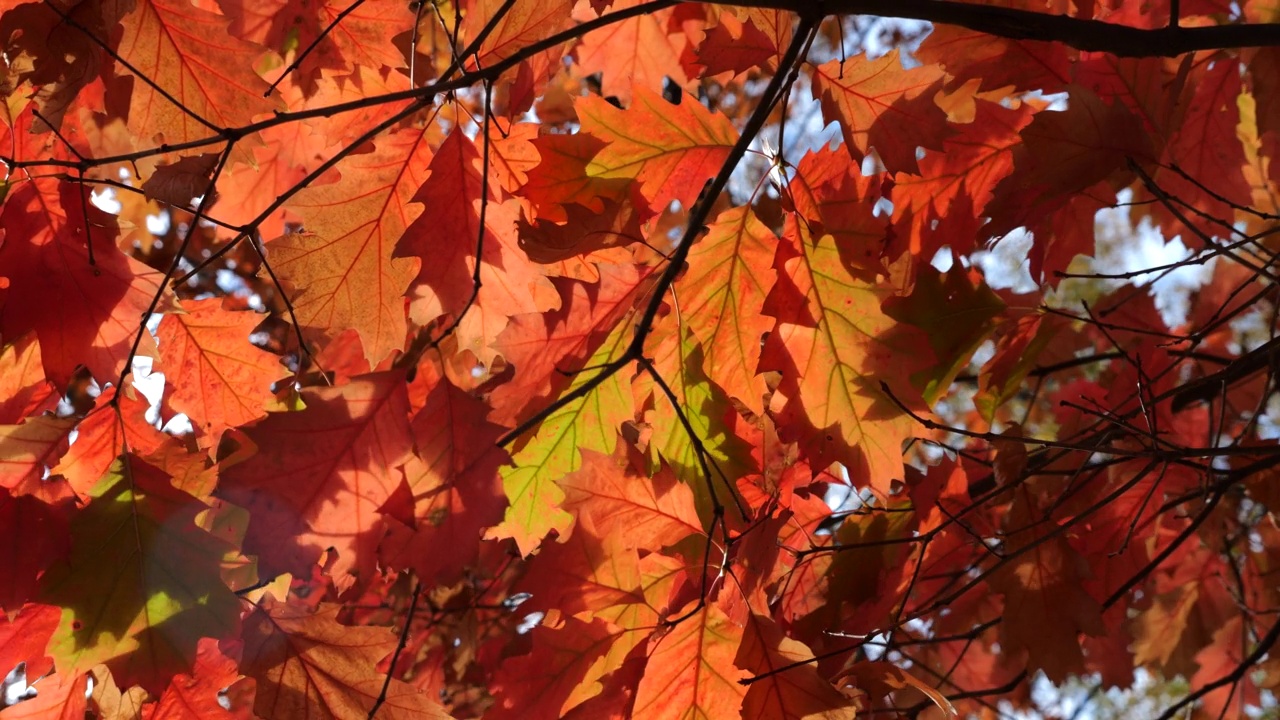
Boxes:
[143,638,253,719]
[695,13,776,77]
[577,87,737,216]
[675,205,776,415]
[571,0,689,102]
[760,215,932,494]
[215,372,416,587]
[268,130,428,365]
[216,0,412,96]
[488,613,621,719]
[488,312,635,555]
[0,332,58,423]
[811,51,951,175]
[115,0,279,145]
[632,601,748,719]
[37,455,241,692]
[0,181,163,385]
[240,597,453,719]
[157,298,286,438]
[0,492,69,612]
[736,613,855,720]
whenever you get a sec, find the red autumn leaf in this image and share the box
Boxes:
[144,638,253,719]
[488,613,622,719]
[157,298,287,437]
[558,448,703,550]
[377,365,508,586]
[0,493,69,612]
[786,144,890,281]
[398,129,558,365]
[985,86,1155,250]
[115,0,280,145]
[760,215,933,493]
[0,181,163,385]
[461,0,574,69]
[0,603,60,681]
[0,415,75,495]
[217,0,413,96]
[209,82,341,240]
[240,597,453,719]
[515,518,652,621]
[268,130,428,365]
[736,613,855,719]
[1153,57,1255,224]
[517,198,644,263]
[988,514,1106,681]
[5,0,1280,715]
[51,387,168,498]
[632,601,748,718]
[0,671,89,720]
[1190,616,1260,719]
[811,51,952,174]
[518,134,631,221]
[216,372,416,586]
[0,333,58,423]
[675,205,777,415]
[576,87,737,216]
[695,13,776,77]
[571,0,690,102]
[915,25,1071,94]
[488,262,648,427]
[890,98,1034,258]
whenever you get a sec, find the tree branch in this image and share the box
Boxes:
[728,0,1280,55]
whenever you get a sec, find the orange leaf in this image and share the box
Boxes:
[890,98,1033,259]
[378,368,508,587]
[676,205,777,415]
[760,215,932,494]
[736,613,855,719]
[0,333,58,423]
[145,638,253,719]
[577,87,737,216]
[51,388,167,498]
[571,0,689,102]
[400,130,558,365]
[559,449,703,551]
[0,603,60,681]
[516,518,652,623]
[0,415,74,496]
[218,0,413,96]
[240,597,452,719]
[216,372,416,586]
[488,614,623,719]
[269,130,429,365]
[632,601,748,718]
[461,0,574,69]
[158,298,286,438]
[811,51,951,174]
[115,0,279,145]
[0,670,88,719]
[695,13,776,77]
[0,181,163,385]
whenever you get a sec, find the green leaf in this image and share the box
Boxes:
[488,314,635,555]
[38,454,240,692]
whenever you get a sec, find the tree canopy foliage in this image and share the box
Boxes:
[2,0,1280,717]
